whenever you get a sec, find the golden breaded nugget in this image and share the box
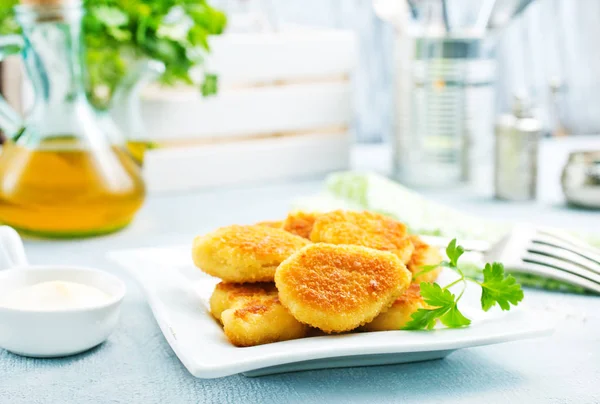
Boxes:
[282,211,320,239]
[408,235,443,284]
[275,243,412,333]
[209,282,308,346]
[210,282,277,322]
[255,220,283,229]
[193,225,310,283]
[221,295,309,347]
[362,283,426,331]
[310,210,414,264]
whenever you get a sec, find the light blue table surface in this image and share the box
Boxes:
[1,177,599,404]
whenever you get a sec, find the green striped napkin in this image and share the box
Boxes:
[294,172,600,294]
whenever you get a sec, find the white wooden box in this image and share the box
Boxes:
[144,130,350,193]
[140,28,357,193]
[141,81,351,141]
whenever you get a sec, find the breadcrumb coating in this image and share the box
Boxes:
[210,282,277,321]
[282,211,320,239]
[310,210,414,264]
[362,283,426,331]
[210,282,308,347]
[255,220,284,229]
[407,235,443,284]
[275,243,412,333]
[192,225,310,283]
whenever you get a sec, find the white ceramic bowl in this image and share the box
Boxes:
[0,226,126,358]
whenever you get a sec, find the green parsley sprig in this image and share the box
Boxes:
[0,0,226,109]
[403,239,524,330]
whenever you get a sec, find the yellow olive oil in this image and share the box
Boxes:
[0,139,145,238]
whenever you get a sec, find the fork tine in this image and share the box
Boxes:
[523,251,600,285]
[536,228,600,259]
[527,243,600,276]
[538,227,595,250]
[516,261,600,294]
[532,233,600,266]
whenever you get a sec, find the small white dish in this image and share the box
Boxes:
[109,245,555,379]
[0,226,126,358]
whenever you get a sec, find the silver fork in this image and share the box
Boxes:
[421,226,600,294]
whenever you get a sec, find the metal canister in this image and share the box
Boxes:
[392,34,496,189]
[561,151,600,209]
[494,96,542,201]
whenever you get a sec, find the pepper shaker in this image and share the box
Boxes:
[494,95,542,201]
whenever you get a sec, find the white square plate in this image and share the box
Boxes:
[109,245,554,379]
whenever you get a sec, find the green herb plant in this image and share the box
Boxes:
[0,0,18,36]
[403,239,525,330]
[0,0,226,108]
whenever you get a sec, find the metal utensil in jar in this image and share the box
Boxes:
[494,95,542,201]
[561,151,600,209]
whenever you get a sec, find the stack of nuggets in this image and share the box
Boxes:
[193,225,310,347]
[192,210,443,347]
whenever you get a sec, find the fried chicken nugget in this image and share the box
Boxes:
[210,282,309,347]
[309,210,415,264]
[209,282,277,321]
[275,244,412,333]
[255,220,284,229]
[282,211,320,239]
[362,283,425,331]
[408,235,443,284]
[192,225,310,283]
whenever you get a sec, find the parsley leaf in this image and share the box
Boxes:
[201,73,218,97]
[439,304,471,328]
[419,282,454,307]
[0,0,18,36]
[0,0,227,109]
[480,262,524,311]
[403,307,448,330]
[446,238,465,268]
[404,240,523,331]
[92,6,128,27]
[403,283,470,330]
[413,262,447,280]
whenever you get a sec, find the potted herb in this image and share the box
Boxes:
[0,0,226,109]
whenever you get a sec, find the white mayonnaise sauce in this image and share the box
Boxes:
[0,281,111,311]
